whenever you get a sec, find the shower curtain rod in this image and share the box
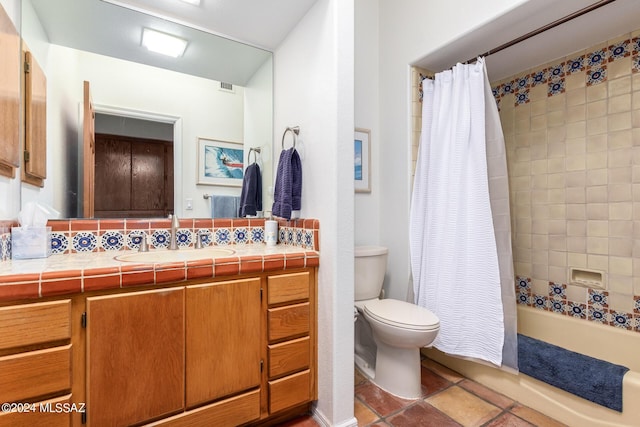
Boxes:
[465,0,617,64]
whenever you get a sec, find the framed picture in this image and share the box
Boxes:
[197,138,244,186]
[354,128,371,193]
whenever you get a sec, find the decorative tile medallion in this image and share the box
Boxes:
[611,311,633,329]
[567,302,586,319]
[566,55,585,74]
[588,289,609,308]
[517,291,530,305]
[516,276,531,292]
[632,36,640,54]
[197,229,212,247]
[586,66,607,86]
[72,232,97,252]
[588,306,608,324]
[501,81,515,96]
[50,232,69,254]
[550,299,565,314]
[532,294,548,310]
[531,69,548,87]
[304,231,314,249]
[214,228,232,245]
[587,49,607,68]
[634,296,640,314]
[548,62,565,80]
[127,230,146,250]
[548,282,566,299]
[547,79,565,96]
[101,231,124,251]
[233,228,249,245]
[515,89,530,106]
[151,229,171,249]
[633,56,640,73]
[176,229,192,247]
[608,40,630,61]
[250,227,264,243]
[516,74,530,90]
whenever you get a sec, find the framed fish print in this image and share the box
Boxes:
[354,128,371,193]
[197,138,244,186]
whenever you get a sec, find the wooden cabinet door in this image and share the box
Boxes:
[185,278,261,408]
[86,288,185,427]
[0,3,20,178]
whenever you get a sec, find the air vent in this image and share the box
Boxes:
[220,82,234,93]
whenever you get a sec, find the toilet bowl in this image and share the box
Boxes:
[354,246,440,399]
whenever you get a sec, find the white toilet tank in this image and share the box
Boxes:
[355,246,388,301]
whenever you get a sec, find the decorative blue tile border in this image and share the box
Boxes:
[515,279,638,334]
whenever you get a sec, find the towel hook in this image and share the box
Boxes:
[281,126,299,150]
[248,147,261,164]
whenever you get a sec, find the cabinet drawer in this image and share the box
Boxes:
[0,394,72,427]
[268,272,310,305]
[268,336,310,378]
[268,370,311,414]
[0,300,71,351]
[0,344,72,402]
[148,389,260,427]
[268,302,310,342]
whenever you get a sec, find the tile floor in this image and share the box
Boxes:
[282,357,567,427]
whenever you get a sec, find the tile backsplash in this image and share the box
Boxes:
[0,218,319,262]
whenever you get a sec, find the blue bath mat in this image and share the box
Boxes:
[518,334,629,412]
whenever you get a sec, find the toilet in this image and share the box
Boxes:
[354,245,439,399]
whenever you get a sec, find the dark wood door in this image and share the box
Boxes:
[94,133,173,217]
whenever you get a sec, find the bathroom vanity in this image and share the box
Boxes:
[0,218,319,427]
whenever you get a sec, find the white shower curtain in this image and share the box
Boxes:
[410,58,517,370]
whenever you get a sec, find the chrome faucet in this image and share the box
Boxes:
[169,214,180,250]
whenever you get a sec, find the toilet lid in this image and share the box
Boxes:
[364,299,439,330]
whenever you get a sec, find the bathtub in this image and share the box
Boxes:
[423,306,640,427]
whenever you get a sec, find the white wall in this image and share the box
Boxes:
[354,0,380,247]
[274,0,355,425]
[244,57,274,213]
[0,0,22,221]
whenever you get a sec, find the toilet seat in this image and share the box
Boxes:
[364,299,439,331]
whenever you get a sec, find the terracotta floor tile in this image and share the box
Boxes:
[420,365,453,397]
[355,381,413,417]
[509,405,568,427]
[426,386,502,427]
[355,398,380,426]
[421,357,465,383]
[485,412,536,427]
[458,379,515,409]
[386,401,462,427]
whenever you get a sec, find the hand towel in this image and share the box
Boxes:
[272,147,302,220]
[239,163,262,217]
[211,195,239,218]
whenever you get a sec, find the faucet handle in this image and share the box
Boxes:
[138,232,149,252]
[194,230,203,249]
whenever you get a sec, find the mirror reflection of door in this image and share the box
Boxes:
[93,114,174,218]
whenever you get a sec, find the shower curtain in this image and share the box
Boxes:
[410,58,518,370]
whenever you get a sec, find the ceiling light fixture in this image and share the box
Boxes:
[180,0,201,5]
[141,28,188,58]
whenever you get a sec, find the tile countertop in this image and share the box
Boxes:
[0,244,319,302]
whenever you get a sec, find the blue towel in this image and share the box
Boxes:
[211,195,239,218]
[272,148,302,220]
[518,334,629,412]
[239,163,262,217]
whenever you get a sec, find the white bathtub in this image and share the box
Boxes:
[423,306,640,427]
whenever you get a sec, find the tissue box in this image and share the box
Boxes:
[11,227,52,259]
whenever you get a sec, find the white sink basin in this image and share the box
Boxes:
[114,247,235,263]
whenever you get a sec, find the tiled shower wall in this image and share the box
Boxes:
[412,30,640,332]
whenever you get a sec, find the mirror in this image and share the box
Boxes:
[20,0,273,219]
